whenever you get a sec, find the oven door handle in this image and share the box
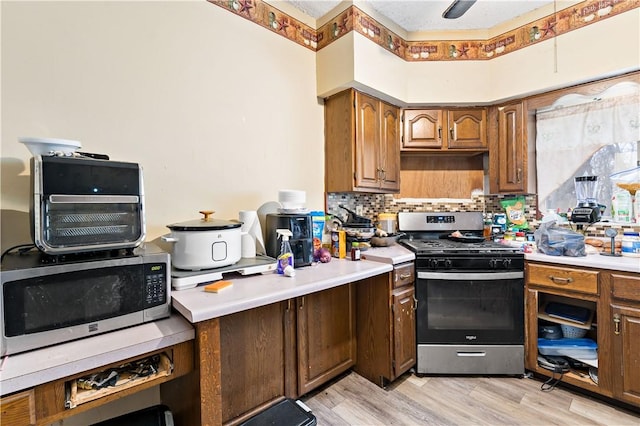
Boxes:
[417,271,524,280]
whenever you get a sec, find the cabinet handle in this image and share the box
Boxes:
[399,273,411,280]
[380,168,386,181]
[449,128,454,140]
[517,168,522,183]
[547,275,573,285]
[299,296,304,310]
[286,299,292,312]
[413,295,418,311]
[613,313,621,335]
[438,127,442,140]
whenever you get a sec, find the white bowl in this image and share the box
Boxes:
[19,137,82,156]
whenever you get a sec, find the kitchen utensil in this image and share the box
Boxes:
[162,211,242,270]
[600,228,621,257]
[338,205,372,225]
[572,176,601,223]
[19,136,82,156]
[370,233,405,247]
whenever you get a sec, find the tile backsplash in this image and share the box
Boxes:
[326,192,639,237]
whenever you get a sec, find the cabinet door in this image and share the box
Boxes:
[379,102,401,191]
[447,109,487,149]
[610,304,640,406]
[297,284,356,395]
[220,301,295,424]
[392,286,416,378]
[355,92,381,190]
[402,109,443,149]
[496,102,526,192]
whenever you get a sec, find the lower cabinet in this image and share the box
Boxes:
[218,284,356,425]
[355,264,416,387]
[525,262,640,409]
[297,284,357,396]
[606,272,640,407]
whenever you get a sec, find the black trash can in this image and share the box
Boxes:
[240,399,316,426]
[91,404,173,426]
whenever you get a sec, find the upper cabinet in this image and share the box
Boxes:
[325,89,400,193]
[401,108,487,152]
[488,102,527,193]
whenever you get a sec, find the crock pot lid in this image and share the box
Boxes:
[167,218,242,231]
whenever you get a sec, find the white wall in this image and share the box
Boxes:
[317,9,640,105]
[1,1,324,249]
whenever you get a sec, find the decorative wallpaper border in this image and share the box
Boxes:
[208,0,639,61]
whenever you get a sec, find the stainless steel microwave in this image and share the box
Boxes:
[0,245,170,356]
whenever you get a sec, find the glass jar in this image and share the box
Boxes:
[350,242,361,261]
[621,232,640,257]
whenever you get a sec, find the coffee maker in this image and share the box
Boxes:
[571,175,601,223]
[265,213,314,267]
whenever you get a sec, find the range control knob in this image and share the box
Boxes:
[503,258,512,269]
[429,258,439,269]
[489,258,499,269]
[443,259,452,269]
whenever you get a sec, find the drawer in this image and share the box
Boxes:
[611,273,640,303]
[393,262,414,289]
[527,263,598,295]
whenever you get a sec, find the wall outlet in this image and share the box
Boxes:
[355,205,363,215]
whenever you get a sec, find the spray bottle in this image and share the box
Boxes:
[276,229,295,276]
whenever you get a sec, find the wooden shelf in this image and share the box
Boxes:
[66,352,173,409]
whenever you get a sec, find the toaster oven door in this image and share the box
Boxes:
[34,194,144,253]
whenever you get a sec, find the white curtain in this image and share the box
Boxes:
[535,82,639,214]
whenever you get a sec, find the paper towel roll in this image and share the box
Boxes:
[239,210,265,257]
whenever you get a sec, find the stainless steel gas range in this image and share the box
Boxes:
[398,211,525,376]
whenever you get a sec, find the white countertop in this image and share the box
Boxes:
[171,258,394,323]
[1,315,194,396]
[525,252,640,273]
[360,245,415,265]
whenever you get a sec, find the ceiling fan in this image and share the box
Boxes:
[442,0,477,19]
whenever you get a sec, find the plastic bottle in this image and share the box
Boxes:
[276,229,294,274]
[612,190,631,223]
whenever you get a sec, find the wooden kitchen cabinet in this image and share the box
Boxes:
[489,102,527,193]
[325,89,400,193]
[297,284,356,395]
[218,301,295,425]
[604,272,640,407]
[355,264,416,387]
[525,261,640,409]
[216,284,355,425]
[401,108,487,152]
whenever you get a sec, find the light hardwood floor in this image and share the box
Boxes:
[302,371,640,425]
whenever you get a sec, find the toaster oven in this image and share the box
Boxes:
[30,155,146,254]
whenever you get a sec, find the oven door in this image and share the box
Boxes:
[416,270,524,345]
